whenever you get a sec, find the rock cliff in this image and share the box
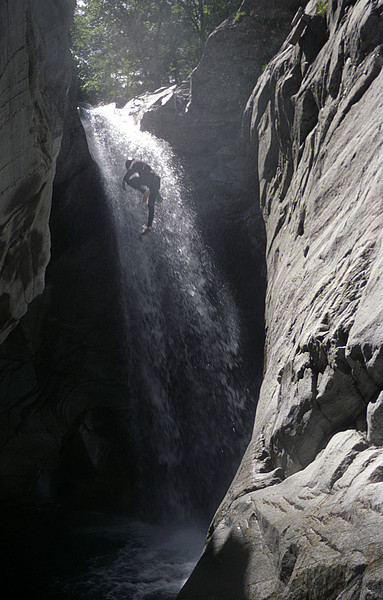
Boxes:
[179,0,383,598]
[141,0,299,188]
[0,0,74,343]
[0,1,129,509]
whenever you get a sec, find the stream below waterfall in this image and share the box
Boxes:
[6,102,255,599]
[3,508,206,600]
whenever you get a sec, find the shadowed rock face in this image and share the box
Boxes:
[0,0,75,343]
[141,1,298,188]
[0,1,129,509]
[179,0,383,598]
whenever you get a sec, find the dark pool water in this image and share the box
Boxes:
[2,509,205,600]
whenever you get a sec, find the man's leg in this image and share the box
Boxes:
[140,189,157,234]
[147,194,156,228]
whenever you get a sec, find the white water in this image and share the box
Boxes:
[67,104,252,598]
[81,103,251,520]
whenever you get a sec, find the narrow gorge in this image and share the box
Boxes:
[1,0,382,599]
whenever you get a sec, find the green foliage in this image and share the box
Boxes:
[71,0,242,105]
[232,10,246,24]
[316,0,328,17]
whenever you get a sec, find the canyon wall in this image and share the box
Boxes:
[2,4,383,598]
[0,1,129,509]
[179,0,383,598]
[141,0,298,188]
[0,0,74,343]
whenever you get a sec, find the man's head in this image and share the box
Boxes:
[125,157,134,169]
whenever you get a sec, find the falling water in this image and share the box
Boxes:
[81,103,252,519]
[47,102,253,599]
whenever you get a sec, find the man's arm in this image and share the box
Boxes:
[122,171,147,194]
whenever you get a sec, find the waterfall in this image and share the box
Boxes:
[27,103,257,600]
[80,103,252,520]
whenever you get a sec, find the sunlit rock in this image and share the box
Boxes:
[180,430,383,599]
[180,0,383,597]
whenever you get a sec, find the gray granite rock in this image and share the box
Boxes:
[0,1,129,509]
[180,430,383,599]
[179,0,383,597]
[141,1,296,187]
[0,0,74,343]
[243,0,383,476]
